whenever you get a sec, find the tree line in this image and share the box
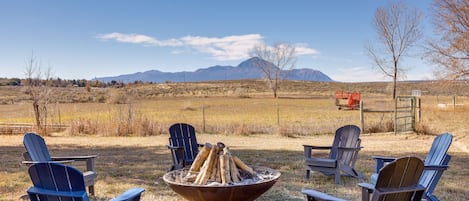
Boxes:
[0,77,139,88]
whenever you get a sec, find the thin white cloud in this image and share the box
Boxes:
[96,32,182,46]
[96,32,319,61]
[181,34,264,60]
[331,66,386,82]
[294,43,319,55]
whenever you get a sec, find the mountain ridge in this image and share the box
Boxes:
[94,57,333,83]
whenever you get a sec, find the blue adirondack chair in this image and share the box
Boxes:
[303,156,426,201]
[167,123,203,171]
[23,132,98,195]
[303,125,364,184]
[368,133,453,201]
[27,162,144,201]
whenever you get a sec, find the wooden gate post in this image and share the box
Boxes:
[360,100,364,133]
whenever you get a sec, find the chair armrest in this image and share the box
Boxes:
[374,185,426,197]
[109,187,145,201]
[372,156,396,173]
[372,156,396,161]
[303,145,332,158]
[27,187,87,198]
[424,164,449,171]
[22,160,75,165]
[337,146,362,151]
[51,155,97,172]
[303,145,333,150]
[358,182,375,192]
[167,144,186,169]
[51,155,97,161]
[301,189,347,201]
[167,145,184,150]
[358,182,375,201]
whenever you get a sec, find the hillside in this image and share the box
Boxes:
[93,57,333,83]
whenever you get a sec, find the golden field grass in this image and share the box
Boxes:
[0,96,362,136]
[2,94,469,136]
[1,133,468,201]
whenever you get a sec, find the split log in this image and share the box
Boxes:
[229,156,241,182]
[184,141,255,185]
[220,154,231,184]
[188,143,212,173]
[215,157,222,183]
[222,147,240,182]
[233,155,254,175]
[195,145,219,185]
[209,153,220,181]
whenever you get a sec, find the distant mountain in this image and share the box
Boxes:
[93,57,333,83]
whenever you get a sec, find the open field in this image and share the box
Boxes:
[2,80,469,135]
[2,93,469,136]
[1,80,469,200]
[1,133,468,201]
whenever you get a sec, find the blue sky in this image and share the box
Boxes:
[0,1,436,82]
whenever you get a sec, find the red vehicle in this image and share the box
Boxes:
[335,91,360,110]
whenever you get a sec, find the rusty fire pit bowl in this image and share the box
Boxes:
[163,166,281,201]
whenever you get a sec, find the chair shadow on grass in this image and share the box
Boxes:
[1,142,468,201]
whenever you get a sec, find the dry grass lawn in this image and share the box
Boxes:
[1,132,468,201]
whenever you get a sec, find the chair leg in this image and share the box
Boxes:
[361,187,371,201]
[305,169,311,180]
[335,170,341,184]
[88,185,95,196]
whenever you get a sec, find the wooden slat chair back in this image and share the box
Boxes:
[372,156,425,201]
[23,133,98,195]
[303,125,363,184]
[167,123,202,171]
[27,162,144,201]
[23,132,53,161]
[302,156,425,201]
[419,133,452,201]
[371,133,452,201]
[335,126,362,170]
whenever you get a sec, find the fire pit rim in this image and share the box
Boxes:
[162,166,281,188]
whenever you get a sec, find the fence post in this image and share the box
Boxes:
[418,98,421,123]
[394,98,397,135]
[453,96,456,112]
[360,100,364,133]
[411,97,415,131]
[202,104,206,133]
[277,103,280,126]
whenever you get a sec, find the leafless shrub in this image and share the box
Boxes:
[137,118,164,136]
[415,123,436,135]
[365,119,394,133]
[108,90,131,104]
[69,118,98,135]
[277,126,295,138]
[116,122,133,136]
[234,87,250,98]
[234,123,250,136]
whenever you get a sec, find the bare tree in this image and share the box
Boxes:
[366,1,423,99]
[24,53,53,135]
[427,0,469,80]
[250,43,297,98]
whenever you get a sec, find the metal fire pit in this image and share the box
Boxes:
[163,166,280,201]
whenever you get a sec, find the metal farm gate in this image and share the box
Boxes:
[394,96,420,133]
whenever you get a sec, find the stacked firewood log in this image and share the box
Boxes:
[183,142,254,185]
